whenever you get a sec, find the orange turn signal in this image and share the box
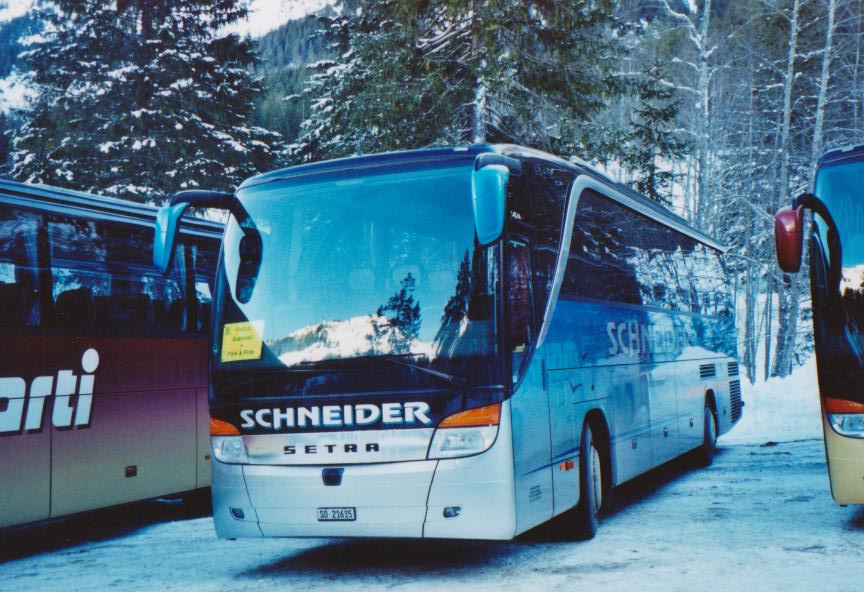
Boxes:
[825,398,864,414]
[210,417,240,436]
[438,403,501,428]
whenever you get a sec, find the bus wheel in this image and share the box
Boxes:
[574,423,603,540]
[697,403,718,467]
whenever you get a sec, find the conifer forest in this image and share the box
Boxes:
[3,0,864,385]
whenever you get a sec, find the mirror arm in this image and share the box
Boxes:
[794,192,843,295]
[474,153,523,176]
[169,190,248,221]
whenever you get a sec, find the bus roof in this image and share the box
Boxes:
[240,144,724,252]
[819,143,864,167]
[0,179,224,239]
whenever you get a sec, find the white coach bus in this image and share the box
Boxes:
[153,145,741,540]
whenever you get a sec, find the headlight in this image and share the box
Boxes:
[429,426,499,459]
[828,414,864,438]
[427,402,501,459]
[212,436,248,463]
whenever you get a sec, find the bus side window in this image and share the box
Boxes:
[45,214,186,334]
[563,190,641,304]
[0,207,42,329]
[525,165,570,324]
[507,241,535,381]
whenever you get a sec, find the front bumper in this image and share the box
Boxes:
[211,402,516,539]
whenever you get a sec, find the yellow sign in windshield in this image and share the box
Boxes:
[221,321,264,362]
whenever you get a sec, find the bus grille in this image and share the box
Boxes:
[727,361,739,377]
[699,364,716,379]
[729,380,743,422]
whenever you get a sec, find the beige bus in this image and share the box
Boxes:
[776,144,864,505]
[0,180,221,528]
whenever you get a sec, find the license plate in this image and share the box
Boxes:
[317,507,356,521]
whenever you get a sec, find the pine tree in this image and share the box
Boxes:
[12,0,281,203]
[442,251,472,325]
[376,273,422,353]
[624,56,687,205]
[294,0,624,162]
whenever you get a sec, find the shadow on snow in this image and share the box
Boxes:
[242,448,722,578]
[0,490,211,562]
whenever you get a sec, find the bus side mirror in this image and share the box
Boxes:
[154,202,191,273]
[775,205,804,273]
[153,190,235,273]
[472,164,509,246]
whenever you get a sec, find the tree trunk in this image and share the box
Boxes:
[808,0,836,184]
[777,0,801,212]
[694,0,712,231]
[773,0,836,377]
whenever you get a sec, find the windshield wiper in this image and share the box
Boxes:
[373,354,467,387]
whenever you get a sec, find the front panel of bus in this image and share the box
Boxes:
[811,154,864,504]
[208,160,522,539]
[0,196,217,527]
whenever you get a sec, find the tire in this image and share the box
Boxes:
[696,403,718,467]
[574,423,604,540]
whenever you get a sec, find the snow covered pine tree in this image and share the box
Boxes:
[294,0,624,162]
[12,0,280,203]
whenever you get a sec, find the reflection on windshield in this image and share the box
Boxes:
[217,164,499,389]
[268,271,430,366]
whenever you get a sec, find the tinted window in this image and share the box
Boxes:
[564,189,730,316]
[564,190,641,304]
[47,215,188,333]
[1,202,220,335]
[507,163,571,324]
[0,207,43,329]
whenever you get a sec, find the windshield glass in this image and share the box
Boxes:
[813,156,864,403]
[214,163,501,398]
[817,157,864,269]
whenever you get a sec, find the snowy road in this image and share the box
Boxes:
[2,437,862,592]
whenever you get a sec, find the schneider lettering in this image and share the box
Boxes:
[240,401,432,430]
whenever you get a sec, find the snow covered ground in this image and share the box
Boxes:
[3,358,861,591]
[1,439,861,592]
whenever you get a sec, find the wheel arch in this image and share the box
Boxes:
[583,408,614,493]
[705,388,718,415]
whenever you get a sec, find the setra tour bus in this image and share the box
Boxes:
[154,145,741,540]
[0,180,221,528]
[775,144,864,505]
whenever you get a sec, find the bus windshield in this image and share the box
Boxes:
[213,164,501,399]
[814,156,864,402]
[816,157,864,270]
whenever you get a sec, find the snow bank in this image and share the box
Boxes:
[722,356,823,445]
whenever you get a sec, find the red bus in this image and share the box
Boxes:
[0,180,221,527]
